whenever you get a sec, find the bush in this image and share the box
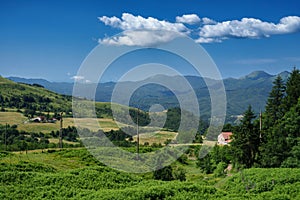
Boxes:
[214,162,227,177]
[173,167,186,181]
[153,165,173,181]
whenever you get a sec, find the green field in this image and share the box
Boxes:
[0,111,121,133]
[133,131,177,145]
[0,149,299,199]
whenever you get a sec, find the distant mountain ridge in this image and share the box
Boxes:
[7,70,290,122]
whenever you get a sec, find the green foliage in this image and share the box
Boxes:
[173,166,186,181]
[163,107,208,134]
[284,67,300,111]
[0,76,72,113]
[213,162,227,177]
[129,108,151,126]
[197,145,231,174]
[177,154,188,165]
[0,163,298,200]
[231,106,260,168]
[260,97,300,167]
[0,148,299,199]
[153,165,174,181]
[0,161,56,173]
[264,75,286,126]
[0,124,83,151]
[220,168,300,198]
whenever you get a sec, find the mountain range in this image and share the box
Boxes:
[8,70,290,123]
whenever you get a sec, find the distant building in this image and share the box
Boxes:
[29,116,57,123]
[29,116,43,123]
[217,132,233,145]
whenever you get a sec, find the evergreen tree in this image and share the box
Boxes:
[260,99,300,167]
[284,67,300,111]
[259,69,300,167]
[231,106,260,168]
[264,75,286,126]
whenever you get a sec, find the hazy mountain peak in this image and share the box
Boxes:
[242,71,272,80]
[277,71,290,80]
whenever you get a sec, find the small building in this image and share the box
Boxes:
[30,117,42,123]
[29,116,46,123]
[217,132,233,145]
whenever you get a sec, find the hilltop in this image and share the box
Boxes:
[0,76,72,114]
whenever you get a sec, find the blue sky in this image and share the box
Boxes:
[0,0,299,82]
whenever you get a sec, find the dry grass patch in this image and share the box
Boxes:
[133,130,177,145]
[0,112,122,133]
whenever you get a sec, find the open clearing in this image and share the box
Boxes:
[132,131,177,145]
[0,111,121,133]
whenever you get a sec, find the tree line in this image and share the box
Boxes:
[198,68,300,174]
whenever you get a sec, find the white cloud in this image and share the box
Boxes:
[99,30,184,47]
[202,17,217,25]
[99,16,122,28]
[197,16,300,43]
[98,13,300,45]
[176,14,200,25]
[195,37,221,44]
[99,13,188,32]
[98,13,189,46]
[71,75,85,81]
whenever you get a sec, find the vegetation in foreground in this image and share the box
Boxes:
[0,149,299,200]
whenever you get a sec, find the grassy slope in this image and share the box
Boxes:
[0,76,132,133]
[0,76,72,111]
[0,149,299,200]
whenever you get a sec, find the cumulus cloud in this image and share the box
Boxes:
[202,17,217,25]
[198,16,300,42]
[99,30,183,47]
[176,14,201,25]
[98,13,300,45]
[98,13,189,46]
[99,13,188,32]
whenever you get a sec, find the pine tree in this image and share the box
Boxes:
[231,106,260,168]
[264,75,286,126]
[284,67,300,111]
[260,99,300,167]
[259,68,300,167]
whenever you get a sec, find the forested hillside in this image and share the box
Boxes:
[0,76,72,115]
[198,68,300,173]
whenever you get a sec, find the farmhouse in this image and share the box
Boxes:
[29,116,45,123]
[29,116,57,123]
[217,132,233,145]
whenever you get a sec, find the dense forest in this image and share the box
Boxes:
[198,68,300,174]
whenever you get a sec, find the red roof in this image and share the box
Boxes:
[221,132,233,142]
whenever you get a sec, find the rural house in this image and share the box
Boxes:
[217,132,233,145]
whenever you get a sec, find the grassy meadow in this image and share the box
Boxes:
[0,148,299,199]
